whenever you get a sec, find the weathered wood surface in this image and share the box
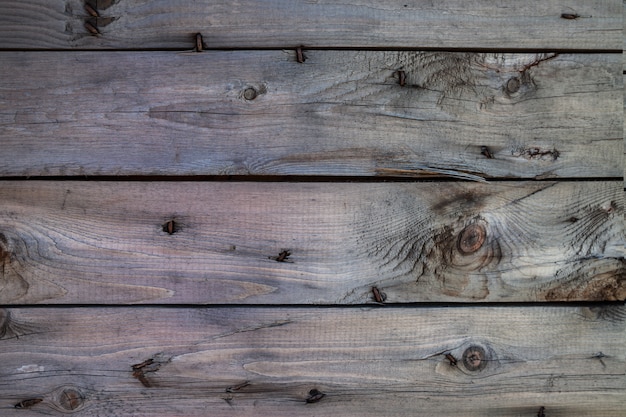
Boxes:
[0,306,624,416]
[0,51,621,178]
[1,181,623,304]
[0,0,620,50]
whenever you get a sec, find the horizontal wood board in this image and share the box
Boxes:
[0,51,622,178]
[0,0,620,50]
[0,306,624,416]
[0,181,623,304]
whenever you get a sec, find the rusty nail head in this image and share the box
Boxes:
[196,33,203,52]
[372,287,386,303]
[397,70,406,86]
[84,22,99,35]
[296,46,305,63]
[85,4,99,17]
[445,353,458,366]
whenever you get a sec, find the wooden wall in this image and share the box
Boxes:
[0,1,624,415]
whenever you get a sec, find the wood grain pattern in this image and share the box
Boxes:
[0,51,621,178]
[0,181,622,304]
[0,306,624,416]
[0,0,620,50]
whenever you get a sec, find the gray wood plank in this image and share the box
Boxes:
[0,306,624,416]
[0,181,623,304]
[0,0,620,50]
[0,51,621,178]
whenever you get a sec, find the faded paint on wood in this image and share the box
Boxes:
[0,306,624,416]
[0,0,620,50]
[0,51,621,178]
[0,181,623,304]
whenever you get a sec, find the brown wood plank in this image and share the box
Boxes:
[0,181,623,304]
[0,1,620,50]
[0,51,621,178]
[0,306,624,416]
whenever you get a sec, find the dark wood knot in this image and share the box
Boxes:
[462,345,487,372]
[58,388,84,411]
[505,77,520,94]
[305,389,325,403]
[457,223,486,254]
[243,88,258,101]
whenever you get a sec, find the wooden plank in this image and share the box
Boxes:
[0,51,621,179]
[0,181,623,304]
[0,306,623,416]
[0,0,620,50]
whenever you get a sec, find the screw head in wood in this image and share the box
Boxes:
[457,223,486,254]
[462,345,487,372]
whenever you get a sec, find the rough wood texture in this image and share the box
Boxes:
[0,181,623,304]
[0,51,621,178]
[0,306,623,416]
[0,0,620,50]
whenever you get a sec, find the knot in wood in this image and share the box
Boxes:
[0,233,8,261]
[243,88,258,100]
[58,388,84,411]
[462,345,487,372]
[505,77,520,94]
[457,223,485,254]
